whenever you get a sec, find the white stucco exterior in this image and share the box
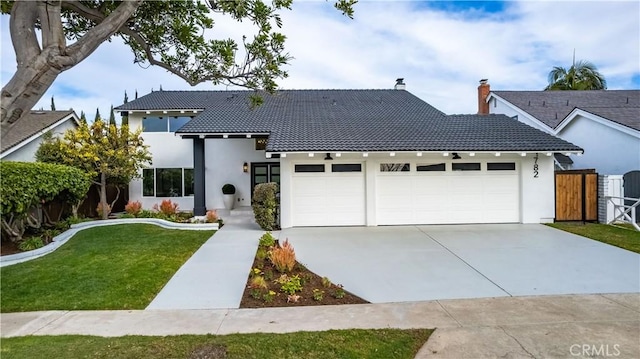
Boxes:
[1,117,78,162]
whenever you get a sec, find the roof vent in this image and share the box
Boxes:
[394,78,406,90]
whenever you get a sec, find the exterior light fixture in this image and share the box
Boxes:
[443,152,449,157]
[521,152,527,157]
[390,152,396,157]
[469,152,476,157]
[324,153,333,160]
[495,152,501,157]
[452,152,461,160]
[308,153,314,157]
[335,153,342,157]
[243,162,248,173]
[363,153,369,157]
[416,152,423,157]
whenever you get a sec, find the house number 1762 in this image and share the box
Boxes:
[533,153,539,178]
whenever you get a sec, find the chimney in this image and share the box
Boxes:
[394,78,406,90]
[477,79,490,115]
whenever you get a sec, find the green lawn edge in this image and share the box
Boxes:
[1,224,214,312]
[546,222,640,253]
[0,329,433,359]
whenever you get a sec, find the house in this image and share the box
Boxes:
[116,82,582,228]
[479,80,640,174]
[0,110,80,162]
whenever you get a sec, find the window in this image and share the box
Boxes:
[142,116,193,132]
[452,163,481,171]
[417,163,446,172]
[169,116,191,132]
[380,163,410,172]
[255,138,267,150]
[142,168,194,197]
[332,164,362,172]
[488,162,516,171]
[294,164,325,173]
[142,116,167,132]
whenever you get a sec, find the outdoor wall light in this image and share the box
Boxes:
[324,153,333,160]
[452,152,462,160]
[243,162,248,172]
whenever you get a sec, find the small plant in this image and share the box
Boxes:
[333,284,346,299]
[222,183,236,195]
[258,232,276,248]
[280,274,303,295]
[124,200,142,216]
[250,289,262,300]
[40,229,60,244]
[287,294,301,303]
[312,289,324,301]
[269,238,296,273]
[249,276,268,289]
[321,276,332,288]
[264,269,274,281]
[96,202,111,218]
[263,290,276,303]
[250,268,263,277]
[256,247,268,261]
[118,213,136,219]
[153,199,179,216]
[217,218,224,228]
[18,237,44,251]
[205,210,218,223]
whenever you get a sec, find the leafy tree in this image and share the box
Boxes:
[37,119,152,219]
[0,0,356,133]
[0,161,90,242]
[79,111,87,124]
[545,60,607,90]
[109,105,116,126]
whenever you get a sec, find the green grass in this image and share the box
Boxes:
[547,222,640,253]
[0,329,433,359]
[0,224,214,312]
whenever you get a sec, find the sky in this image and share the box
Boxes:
[1,0,639,120]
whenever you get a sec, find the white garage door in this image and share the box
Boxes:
[291,163,366,226]
[377,161,519,225]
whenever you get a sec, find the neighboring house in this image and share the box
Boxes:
[479,81,639,174]
[0,110,79,162]
[116,82,582,228]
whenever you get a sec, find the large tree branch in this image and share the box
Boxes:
[38,1,66,51]
[9,1,40,67]
[61,0,143,68]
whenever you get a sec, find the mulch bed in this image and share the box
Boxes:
[239,255,369,308]
[0,240,21,256]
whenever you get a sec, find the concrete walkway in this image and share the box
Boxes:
[146,222,262,309]
[2,293,638,358]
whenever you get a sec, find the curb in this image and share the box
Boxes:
[0,218,218,268]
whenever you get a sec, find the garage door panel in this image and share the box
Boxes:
[292,165,365,227]
[377,165,519,225]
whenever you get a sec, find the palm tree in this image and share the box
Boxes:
[545,59,607,90]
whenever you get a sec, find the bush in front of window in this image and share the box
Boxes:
[252,182,278,231]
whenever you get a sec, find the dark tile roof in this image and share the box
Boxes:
[1,110,76,154]
[117,90,582,153]
[492,90,640,131]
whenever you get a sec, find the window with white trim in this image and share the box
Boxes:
[417,163,446,172]
[380,163,410,172]
[142,116,193,132]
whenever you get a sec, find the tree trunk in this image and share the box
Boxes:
[100,172,109,220]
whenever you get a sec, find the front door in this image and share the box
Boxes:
[251,163,280,197]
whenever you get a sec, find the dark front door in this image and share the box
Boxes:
[251,163,280,197]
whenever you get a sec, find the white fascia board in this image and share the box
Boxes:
[487,93,554,133]
[0,112,79,158]
[127,109,204,113]
[265,150,583,157]
[556,108,640,139]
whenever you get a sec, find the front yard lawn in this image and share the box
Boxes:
[0,329,433,359]
[547,222,640,253]
[0,224,214,312]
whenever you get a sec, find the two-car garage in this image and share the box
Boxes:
[290,159,521,227]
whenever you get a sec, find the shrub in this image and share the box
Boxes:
[269,238,296,273]
[321,276,332,288]
[258,232,276,248]
[40,229,60,244]
[250,289,262,300]
[0,161,90,242]
[312,289,324,301]
[206,210,218,223]
[124,201,142,216]
[18,237,44,251]
[279,274,303,295]
[118,213,136,219]
[153,199,179,216]
[96,203,111,218]
[264,269,274,281]
[222,184,236,195]
[256,247,268,261]
[252,182,278,230]
[333,284,346,299]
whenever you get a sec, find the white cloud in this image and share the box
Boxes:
[1,0,638,119]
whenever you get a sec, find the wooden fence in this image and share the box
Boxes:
[555,170,598,221]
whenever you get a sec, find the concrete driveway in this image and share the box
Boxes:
[279,224,640,303]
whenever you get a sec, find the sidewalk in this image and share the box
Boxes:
[2,293,638,358]
[146,222,262,309]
